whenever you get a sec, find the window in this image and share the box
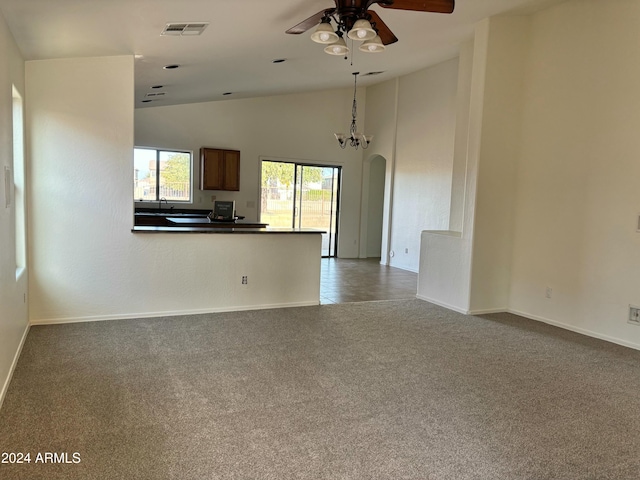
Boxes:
[13,86,26,274]
[134,147,192,202]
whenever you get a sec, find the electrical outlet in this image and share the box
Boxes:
[211,195,216,202]
[545,287,553,299]
[242,276,248,285]
[629,305,640,326]
[404,248,409,254]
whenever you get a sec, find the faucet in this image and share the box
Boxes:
[158,197,168,211]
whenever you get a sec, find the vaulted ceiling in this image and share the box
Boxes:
[0,0,565,107]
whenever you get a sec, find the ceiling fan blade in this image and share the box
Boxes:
[377,0,454,14]
[286,9,335,34]
[367,10,398,45]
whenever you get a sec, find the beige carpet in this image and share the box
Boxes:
[1,299,639,479]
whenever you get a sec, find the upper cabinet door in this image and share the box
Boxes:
[222,150,240,191]
[200,148,240,191]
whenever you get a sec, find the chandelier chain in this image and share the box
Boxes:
[350,73,358,137]
[334,71,372,150]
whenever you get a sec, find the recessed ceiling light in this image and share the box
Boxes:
[163,64,180,70]
[364,71,385,76]
[272,59,286,64]
[222,92,233,96]
[151,85,164,89]
[142,100,153,103]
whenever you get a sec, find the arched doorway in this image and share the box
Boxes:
[359,154,388,261]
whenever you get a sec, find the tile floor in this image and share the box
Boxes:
[320,257,418,304]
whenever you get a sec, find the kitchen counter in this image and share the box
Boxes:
[133,210,254,227]
[131,226,324,234]
[166,217,268,228]
[133,209,323,234]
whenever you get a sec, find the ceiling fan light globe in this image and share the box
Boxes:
[324,37,349,56]
[311,22,339,44]
[359,35,385,53]
[347,19,376,41]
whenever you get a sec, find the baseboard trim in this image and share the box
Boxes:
[416,294,470,314]
[416,296,640,352]
[28,301,640,352]
[509,308,640,352]
[30,301,320,326]
[0,322,30,411]
[394,266,419,274]
[468,307,508,315]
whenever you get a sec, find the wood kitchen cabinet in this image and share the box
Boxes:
[199,148,240,191]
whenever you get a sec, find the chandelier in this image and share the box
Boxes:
[335,72,373,150]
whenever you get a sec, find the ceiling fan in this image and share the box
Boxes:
[286,0,455,52]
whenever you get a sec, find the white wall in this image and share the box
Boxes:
[0,10,28,407]
[509,0,640,348]
[390,59,459,272]
[469,16,530,312]
[420,0,640,349]
[364,61,460,271]
[134,88,364,258]
[366,156,385,257]
[27,56,323,323]
[418,17,527,314]
[361,79,398,264]
[449,40,474,233]
[417,38,479,313]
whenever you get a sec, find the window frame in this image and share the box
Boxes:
[13,85,26,277]
[134,146,193,204]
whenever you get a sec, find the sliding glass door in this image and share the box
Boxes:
[261,160,340,257]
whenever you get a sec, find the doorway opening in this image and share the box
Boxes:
[359,154,388,263]
[365,155,385,259]
[260,160,341,257]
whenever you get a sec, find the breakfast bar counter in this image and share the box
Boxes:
[131,226,323,234]
[132,209,324,234]
[128,222,323,311]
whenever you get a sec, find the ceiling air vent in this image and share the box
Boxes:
[161,23,209,36]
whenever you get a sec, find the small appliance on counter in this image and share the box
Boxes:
[207,200,244,222]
